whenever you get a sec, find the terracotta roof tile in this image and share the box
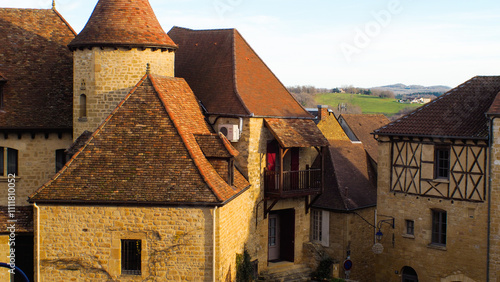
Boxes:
[196,134,239,158]
[0,206,33,233]
[264,118,329,148]
[0,8,75,129]
[65,130,93,156]
[30,75,248,204]
[68,0,177,50]
[313,141,377,211]
[168,27,312,118]
[375,76,500,139]
[339,114,389,162]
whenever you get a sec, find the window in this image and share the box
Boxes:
[80,94,87,118]
[435,146,450,179]
[55,149,67,173]
[431,209,447,245]
[0,147,18,176]
[311,210,329,246]
[312,210,322,241]
[405,220,414,235]
[121,239,141,275]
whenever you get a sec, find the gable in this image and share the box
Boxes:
[31,77,221,204]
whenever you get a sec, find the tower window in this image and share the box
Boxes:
[55,149,68,173]
[80,94,87,118]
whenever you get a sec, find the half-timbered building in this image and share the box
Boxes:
[373,76,500,282]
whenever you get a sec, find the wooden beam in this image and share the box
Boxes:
[264,198,279,219]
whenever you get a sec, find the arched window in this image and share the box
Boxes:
[80,94,87,118]
[401,266,418,282]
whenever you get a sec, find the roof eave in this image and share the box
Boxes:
[373,132,488,141]
[68,43,178,52]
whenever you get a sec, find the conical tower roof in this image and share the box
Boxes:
[68,0,177,50]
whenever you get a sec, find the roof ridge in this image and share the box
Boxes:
[232,29,312,118]
[51,8,77,37]
[30,74,150,200]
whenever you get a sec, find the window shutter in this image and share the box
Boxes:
[321,210,330,247]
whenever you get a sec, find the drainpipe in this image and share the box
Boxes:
[213,206,218,282]
[33,203,40,282]
[239,118,244,139]
[487,116,496,281]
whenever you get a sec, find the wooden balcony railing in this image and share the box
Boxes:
[264,169,322,198]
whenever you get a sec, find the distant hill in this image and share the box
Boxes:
[372,84,451,96]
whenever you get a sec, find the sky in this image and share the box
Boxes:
[3,0,500,89]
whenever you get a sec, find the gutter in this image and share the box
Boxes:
[33,203,40,282]
[213,206,218,282]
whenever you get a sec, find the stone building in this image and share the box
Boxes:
[373,76,500,281]
[18,0,329,281]
[0,7,76,281]
[307,109,388,281]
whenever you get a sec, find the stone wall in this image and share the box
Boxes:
[0,132,72,206]
[304,208,376,281]
[35,205,214,281]
[489,117,500,281]
[73,48,175,138]
[375,136,488,282]
[216,188,254,281]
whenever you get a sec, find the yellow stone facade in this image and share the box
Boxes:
[72,47,175,138]
[375,136,488,281]
[36,205,215,281]
[489,117,500,281]
[212,116,319,272]
[0,133,72,207]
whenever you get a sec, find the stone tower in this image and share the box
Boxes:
[68,0,177,138]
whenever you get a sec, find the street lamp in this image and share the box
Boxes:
[376,216,395,242]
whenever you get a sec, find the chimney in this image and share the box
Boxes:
[317,105,329,120]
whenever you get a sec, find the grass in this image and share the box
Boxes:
[315,93,421,116]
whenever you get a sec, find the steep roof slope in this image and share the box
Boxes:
[68,0,177,50]
[0,8,75,129]
[30,75,249,205]
[314,141,377,211]
[339,114,389,162]
[375,76,500,139]
[168,27,312,118]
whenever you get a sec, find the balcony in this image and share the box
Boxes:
[264,168,323,198]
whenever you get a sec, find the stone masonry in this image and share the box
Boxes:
[73,47,175,139]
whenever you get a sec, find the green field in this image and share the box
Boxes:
[315,93,421,116]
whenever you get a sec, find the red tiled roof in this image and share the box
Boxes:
[68,0,177,50]
[264,118,329,148]
[0,206,33,233]
[30,74,249,205]
[196,134,239,158]
[375,76,500,139]
[168,27,312,118]
[313,141,377,211]
[0,8,75,129]
[339,114,389,162]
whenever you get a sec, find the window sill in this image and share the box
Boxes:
[402,234,415,239]
[78,117,88,122]
[0,176,21,182]
[427,243,447,251]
